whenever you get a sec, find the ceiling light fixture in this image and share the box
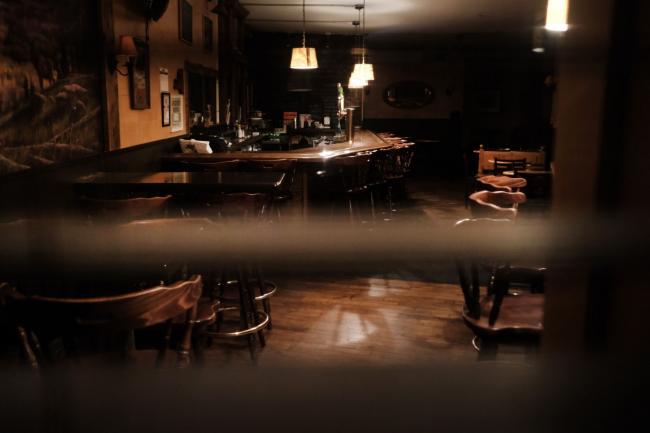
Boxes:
[348,18,367,89]
[545,0,569,32]
[290,0,318,69]
[353,1,374,82]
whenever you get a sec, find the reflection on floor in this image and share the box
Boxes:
[204,274,476,366]
[203,177,546,366]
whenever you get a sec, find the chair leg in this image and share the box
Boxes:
[192,325,209,366]
[177,306,196,368]
[156,319,173,367]
[387,185,395,213]
[348,196,355,223]
[475,336,498,361]
[237,268,258,361]
[242,268,265,348]
[255,267,272,330]
[28,331,43,364]
[17,326,38,369]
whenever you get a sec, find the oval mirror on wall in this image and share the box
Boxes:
[383,81,434,109]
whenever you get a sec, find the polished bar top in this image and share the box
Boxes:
[163,129,392,164]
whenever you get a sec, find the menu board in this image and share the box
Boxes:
[171,95,184,132]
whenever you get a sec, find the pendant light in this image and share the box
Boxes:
[348,71,367,89]
[347,19,367,89]
[545,0,569,32]
[353,1,375,82]
[290,0,318,69]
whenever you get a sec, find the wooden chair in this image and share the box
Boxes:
[454,218,546,359]
[468,190,526,220]
[7,275,209,368]
[330,153,373,223]
[383,143,415,211]
[116,218,219,363]
[493,158,527,176]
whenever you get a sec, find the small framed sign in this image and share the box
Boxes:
[161,92,170,126]
[129,37,150,110]
[171,95,184,132]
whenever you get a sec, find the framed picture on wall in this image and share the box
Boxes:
[171,95,184,132]
[161,92,171,126]
[179,0,193,44]
[129,37,150,110]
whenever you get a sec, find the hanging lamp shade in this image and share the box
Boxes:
[353,62,374,81]
[348,70,367,89]
[290,0,318,69]
[545,0,569,32]
[290,47,318,69]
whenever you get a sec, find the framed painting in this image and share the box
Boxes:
[129,37,150,110]
[0,0,105,175]
[161,92,171,126]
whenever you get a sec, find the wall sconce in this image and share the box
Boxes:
[109,35,137,76]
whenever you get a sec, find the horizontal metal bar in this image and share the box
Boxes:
[248,19,355,23]
[242,3,358,7]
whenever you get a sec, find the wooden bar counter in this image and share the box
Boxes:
[161,129,392,165]
[159,130,394,219]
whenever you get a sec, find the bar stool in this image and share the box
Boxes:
[382,143,416,213]
[331,153,372,223]
[174,160,244,217]
[366,150,389,222]
[241,159,297,220]
[204,192,273,358]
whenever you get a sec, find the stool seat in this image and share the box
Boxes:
[477,175,527,192]
[468,190,527,219]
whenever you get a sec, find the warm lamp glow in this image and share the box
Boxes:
[353,63,374,81]
[348,70,367,89]
[117,35,137,57]
[545,0,569,32]
[290,47,318,69]
[290,0,318,70]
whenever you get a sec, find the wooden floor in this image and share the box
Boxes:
[200,177,549,366]
[202,178,482,365]
[204,274,477,366]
